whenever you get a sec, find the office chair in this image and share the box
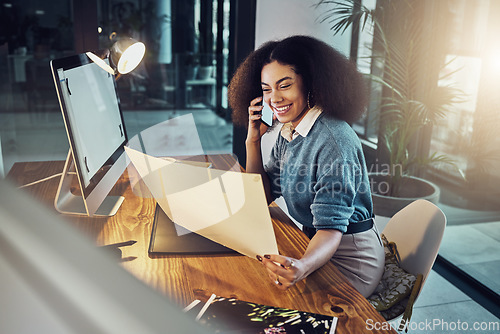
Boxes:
[382,199,447,329]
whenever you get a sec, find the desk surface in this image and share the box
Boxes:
[7,157,394,333]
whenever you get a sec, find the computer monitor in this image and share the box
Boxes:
[50,53,128,216]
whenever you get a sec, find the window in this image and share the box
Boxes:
[97,0,234,148]
[348,0,500,299]
[0,0,235,177]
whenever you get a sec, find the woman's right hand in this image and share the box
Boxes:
[247,96,270,143]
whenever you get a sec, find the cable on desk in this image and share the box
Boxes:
[18,172,76,189]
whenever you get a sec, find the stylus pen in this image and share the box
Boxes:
[196,294,217,321]
[100,240,137,249]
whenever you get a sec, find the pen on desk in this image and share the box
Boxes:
[196,293,216,321]
[329,317,338,333]
[100,240,137,249]
[183,299,201,313]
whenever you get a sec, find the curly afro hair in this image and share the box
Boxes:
[228,35,368,127]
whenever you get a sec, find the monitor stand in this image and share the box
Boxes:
[54,150,124,217]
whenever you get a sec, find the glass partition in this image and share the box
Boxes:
[96,0,233,149]
[348,0,500,298]
[0,0,74,175]
[426,0,500,296]
[0,0,233,177]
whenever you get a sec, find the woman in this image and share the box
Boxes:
[228,35,384,298]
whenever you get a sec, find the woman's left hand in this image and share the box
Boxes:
[259,254,304,290]
[257,230,342,290]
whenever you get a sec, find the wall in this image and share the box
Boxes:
[255,0,351,53]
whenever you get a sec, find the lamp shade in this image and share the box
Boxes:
[86,51,115,75]
[110,38,146,74]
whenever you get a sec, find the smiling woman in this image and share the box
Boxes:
[260,61,308,126]
[227,35,383,298]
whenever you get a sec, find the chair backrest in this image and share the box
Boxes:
[382,199,446,290]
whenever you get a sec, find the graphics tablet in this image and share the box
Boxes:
[148,204,237,255]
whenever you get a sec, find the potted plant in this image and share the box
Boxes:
[317,0,464,216]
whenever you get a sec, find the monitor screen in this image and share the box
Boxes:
[50,54,128,216]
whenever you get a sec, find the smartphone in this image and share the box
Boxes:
[260,99,274,127]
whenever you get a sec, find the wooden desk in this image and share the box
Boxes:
[7,157,395,333]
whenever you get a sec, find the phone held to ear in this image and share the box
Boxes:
[260,99,274,127]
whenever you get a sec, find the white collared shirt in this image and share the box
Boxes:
[280,107,323,142]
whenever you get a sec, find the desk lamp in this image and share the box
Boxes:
[86,37,146,76]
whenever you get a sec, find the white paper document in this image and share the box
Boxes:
[124,147,279,258]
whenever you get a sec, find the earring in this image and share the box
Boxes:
[307,91,312,110]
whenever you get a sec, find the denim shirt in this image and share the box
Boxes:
[264,113,373,233]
